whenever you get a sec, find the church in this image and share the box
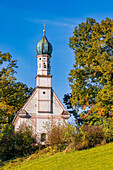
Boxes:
[13,28,70,142]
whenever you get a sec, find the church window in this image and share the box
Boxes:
[39,63,41,68]
[48,63,50,69]
[41,133,46,142]
[43,91,46,94]
[43,62,46,68]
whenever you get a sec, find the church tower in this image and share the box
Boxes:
[35,28,52,113]
[13,28,70,142]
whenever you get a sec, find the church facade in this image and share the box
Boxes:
[13,29,70,142]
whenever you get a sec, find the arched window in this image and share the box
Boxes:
[48,63,50,69]
[39,63,41,68]
[41,133,46,142]
[43,62,46,68]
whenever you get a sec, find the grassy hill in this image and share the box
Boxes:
[2,142,113,170]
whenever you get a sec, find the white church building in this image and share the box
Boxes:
[13,29,70,142]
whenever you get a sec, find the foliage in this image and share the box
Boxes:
[44,120,76,151]
[14,124,36,157]
[0,52,34,131]
[101,117,113,143]
[74,125,105,150]
[3,142,113,170]
[0,124,15,161]
[0,102,15,137]
[81,114,113,143]
[0,124,36,161]
[69,18,113,120]
[63,93,83,126]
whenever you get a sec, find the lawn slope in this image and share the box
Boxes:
[2,142,113,170]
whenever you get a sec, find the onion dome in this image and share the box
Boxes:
[36,30,53,55]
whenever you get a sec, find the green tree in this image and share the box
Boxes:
[0,124,36,161]
[69,18,113,122]
[63,93,83,126]
[0,52,34,131]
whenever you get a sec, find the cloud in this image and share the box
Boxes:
[24,17,79,28]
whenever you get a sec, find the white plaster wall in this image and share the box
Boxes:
[39,101,51,112]
[15,117,34,132]
[15,89,68,139]
[39,89,51,100]
[25,118,32,127]
[38,88,51,112]
[39,77,51,87]
[15,117,20,131]
[37,119,49,134]
[25,92,37,115]
[52,94,63,115]
[36,118,65,137]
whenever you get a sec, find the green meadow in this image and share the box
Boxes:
[2,142,113,170]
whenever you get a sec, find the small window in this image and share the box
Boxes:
[39,58,41,60]
[48,63,50,69]
[41,133,46,142]
[39,63,41,68]
[43,62,46,68]
[43,91,45,94]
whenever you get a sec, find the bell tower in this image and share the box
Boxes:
[35,28,53,113]
[13,27,70,135]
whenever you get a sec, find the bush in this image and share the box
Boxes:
[74,125,105,150]
[14,125,36,157]
[0,124,37,161]
[44,120,76,151]
[102,117,113,143]
[0,124,15,161]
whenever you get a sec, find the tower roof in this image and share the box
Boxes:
[36,29,53,55]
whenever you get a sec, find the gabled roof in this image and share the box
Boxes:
[13,88,70,124]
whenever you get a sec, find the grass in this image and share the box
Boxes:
[1,142,113,170]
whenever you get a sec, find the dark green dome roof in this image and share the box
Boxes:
[36,33,53,55]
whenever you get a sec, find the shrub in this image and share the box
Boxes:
[14,125,36,157]
[44,120,76,151]
[102,117,113,143]
[0,124,15,161]
[0,124,37,161]
[74,125,105,150]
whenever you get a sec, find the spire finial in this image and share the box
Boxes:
[43,21,45,36]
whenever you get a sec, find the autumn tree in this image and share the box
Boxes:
[63,93,83,126]
[0,52,34,132]
[69,18,113,123]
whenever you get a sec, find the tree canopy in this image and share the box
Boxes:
[69,18,113,123]
[0,52,34,132]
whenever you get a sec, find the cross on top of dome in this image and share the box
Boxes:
[36,24,53,55]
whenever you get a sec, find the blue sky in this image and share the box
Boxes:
[0,0,113,107]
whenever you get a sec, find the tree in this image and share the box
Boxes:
[0,52,34,131]
[69,18,113,122]
[0,124,36,161]
[63,93,83,126]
